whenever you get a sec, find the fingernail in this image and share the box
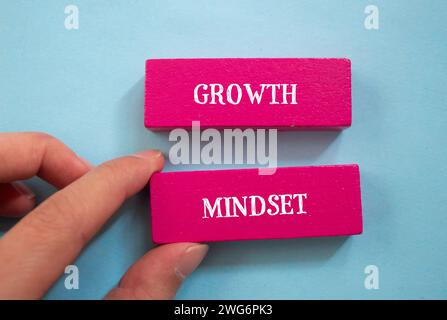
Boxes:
[11,182,35,200]
[175,244,209,280]
[133,150,163,160]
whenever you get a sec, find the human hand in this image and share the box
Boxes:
[0,132,208,299]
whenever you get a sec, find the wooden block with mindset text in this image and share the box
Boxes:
[150,164,362,243]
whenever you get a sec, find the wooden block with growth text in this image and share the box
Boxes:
[144,58,352,129]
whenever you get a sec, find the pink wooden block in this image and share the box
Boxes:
[150,165,362,243]
[145,58,351,130]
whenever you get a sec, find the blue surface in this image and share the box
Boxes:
[1,0,446,299]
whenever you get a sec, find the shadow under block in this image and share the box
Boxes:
[144,58,351,130]
[150,165,362,243]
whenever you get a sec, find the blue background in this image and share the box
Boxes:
[1,0,446,299]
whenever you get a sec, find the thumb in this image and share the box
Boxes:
[104,243,208,300]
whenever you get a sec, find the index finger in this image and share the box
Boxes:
[0,132,91,188]
[0,150,164,299]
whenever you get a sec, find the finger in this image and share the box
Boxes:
[0,150,164,299]
[0,182,36,217]
[105,243,208,300]
[0,132,91,189]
